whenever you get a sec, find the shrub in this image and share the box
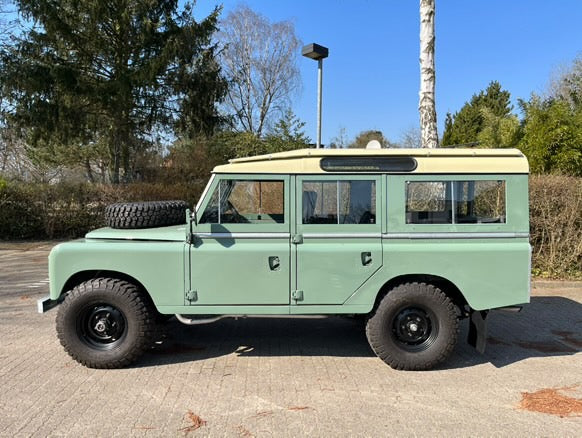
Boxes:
[529,175,582,279]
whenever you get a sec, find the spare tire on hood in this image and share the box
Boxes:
[105,200,189,229]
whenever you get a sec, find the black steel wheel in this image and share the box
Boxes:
[77,304,127,350]
[391,305,438,352]
[56,278,156,369]
[365,282,459,370]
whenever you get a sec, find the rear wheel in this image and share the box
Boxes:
[366,282,459,370]
[56,278,156,368]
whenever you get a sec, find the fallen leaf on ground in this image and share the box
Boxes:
[520,385,582,417]
[250,410,273,419]
[235,425,254,437]
[179,410,207,434]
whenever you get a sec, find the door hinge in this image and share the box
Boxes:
[186,290,198,303]
[291,290,304,301]
[292,234,303,244]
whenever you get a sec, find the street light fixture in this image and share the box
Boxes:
[302,43,329,149]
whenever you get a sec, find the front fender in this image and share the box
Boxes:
[49,239,187,307]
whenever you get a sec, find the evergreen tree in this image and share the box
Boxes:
[441,112,454,146]
[442,81,515,147]
[518,96,582,176]
[0,0,226,183]
[267,109,311,145]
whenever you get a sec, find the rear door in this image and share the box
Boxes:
[294,175,383,305]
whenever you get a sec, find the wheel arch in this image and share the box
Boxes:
[373,274,468,316]
[60,270,154,306]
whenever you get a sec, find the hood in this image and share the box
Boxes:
[85,224,187,242]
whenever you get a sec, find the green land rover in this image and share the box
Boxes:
[38,148,531,371]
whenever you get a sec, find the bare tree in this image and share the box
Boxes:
[329,126,348,149]
[217,6,301,136]
[399,126,422,148]
[0,129,65,182]
[419,0,438,148]
[548,54,582,108]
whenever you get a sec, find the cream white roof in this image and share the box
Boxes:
[212,148,529,174]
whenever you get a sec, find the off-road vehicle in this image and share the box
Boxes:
[39,148,531,370]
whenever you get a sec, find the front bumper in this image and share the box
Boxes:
[37,295,60,313]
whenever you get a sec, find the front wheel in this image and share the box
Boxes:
[365,282,459,370]
[56,278,156,369]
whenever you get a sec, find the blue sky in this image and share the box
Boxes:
[197,1,581,145]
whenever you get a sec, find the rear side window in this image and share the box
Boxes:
[406,180,506,224]
[302,180,376,224]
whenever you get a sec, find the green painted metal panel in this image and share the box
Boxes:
[189,237,290,305]
[156,304,368,315]
[295,238,382,304]
[342,238,531,311]
[49,239,186,306]
[85,224,187,241]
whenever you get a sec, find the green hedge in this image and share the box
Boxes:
[0,175,580,279]
[0,180,203,239]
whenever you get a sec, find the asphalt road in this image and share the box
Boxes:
[0,242,581,436]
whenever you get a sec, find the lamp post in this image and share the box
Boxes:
[302,43,329,149]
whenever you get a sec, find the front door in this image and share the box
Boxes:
[189,175,290,305]
[294,175,383,305]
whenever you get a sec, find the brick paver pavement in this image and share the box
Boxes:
[0,243,580,436]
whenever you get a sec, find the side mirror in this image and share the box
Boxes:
[186,209,197,244]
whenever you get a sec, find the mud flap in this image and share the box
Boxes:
[467,310,489,353]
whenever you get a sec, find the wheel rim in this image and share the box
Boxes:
[77,304,127,350]
[391,306,438,352]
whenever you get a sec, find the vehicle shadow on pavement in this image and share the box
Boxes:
[138,296,582,370]
[140,316,375,367]
[443,295,582,370]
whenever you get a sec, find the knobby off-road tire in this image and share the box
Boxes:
[365,282,459,371]
[56,278,156,369]
[105,200,188,229]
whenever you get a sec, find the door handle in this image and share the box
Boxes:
[268,256,281,271]
[361,252,372,266]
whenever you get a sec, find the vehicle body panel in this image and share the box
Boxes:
[49,239,186,307]
[189,236,291,305]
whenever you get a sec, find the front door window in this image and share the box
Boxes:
[200,179,285,224]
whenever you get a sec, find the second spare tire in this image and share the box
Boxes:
[105,200,189,229]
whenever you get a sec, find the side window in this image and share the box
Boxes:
[302,180,376,224]
[455,180,506,223]
[406,180,506,224]
[200,180,284,224]
[406,181,451,224]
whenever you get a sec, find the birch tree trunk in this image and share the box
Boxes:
[419,0,439,148]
